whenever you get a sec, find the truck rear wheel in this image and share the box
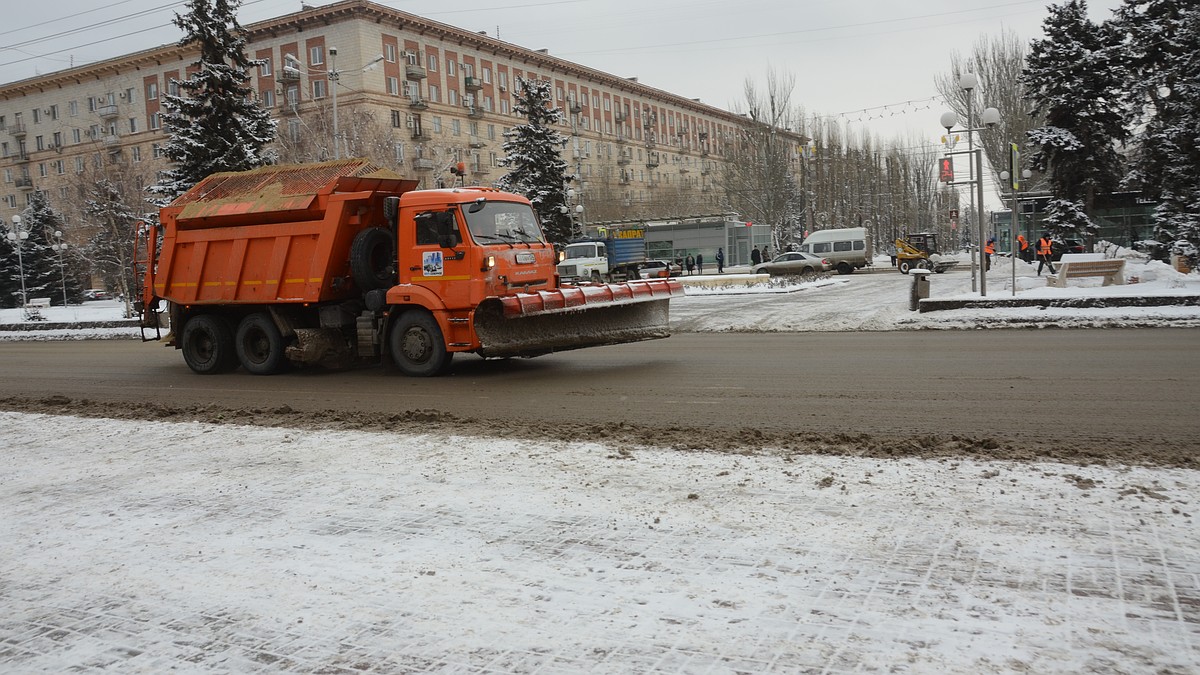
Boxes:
[389,310,452,377]
[836,262,853,275]
[350,227,395,291]
[181,314,238,374]
[236,313,288,375]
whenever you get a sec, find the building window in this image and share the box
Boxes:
[68,101,78,117]
[261,90,275,108]
[131,146,141,162]
[35,136,44,151]
[313,80,327,99]
[482,67,491,84]
[394,142,404,163]
[258,58,272,77]
[385,44,397,63]
[432,117,442,133]
[3,168,9,182]
[451,119,461,136]
[75,156,84,173]
[429,85,439,103]
[168,80,180,97]
[72,129,81,144]
[49,105,59,121]
[52,132,62,147]
[286,86,299,107]
[387,77,399,96]
[152,143,163,158]
[38,163,47,178]
[288,119,301,142]
[309,45,324,65]
[32,109,41,124]
[448,90,458,106]
[447,60,455,77]
[149,113,160,130]
[129,118,138,133]
[487,125,495,140]
[55,160,65,174]
[147,82,158,100]
[427,54,437,72]
[391,110,402,128]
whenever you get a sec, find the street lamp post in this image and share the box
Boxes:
[51,229,69,308]
[940,93,1000,297]
[1000,165,1033,297]
[6,215,29,317]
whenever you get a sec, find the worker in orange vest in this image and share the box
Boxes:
[1037,234,1056,276]
[984,238,996,271]
[1017,234,1030,262]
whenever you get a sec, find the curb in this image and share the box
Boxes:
[0,320,142,332]
[919,295,1200,313]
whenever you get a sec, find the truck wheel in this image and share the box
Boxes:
[389,310,451,377]
[350,227,395,291]
[180,314,237,374]
[899,260,912,274]
[236,313,288,375]
[836,262,853,275]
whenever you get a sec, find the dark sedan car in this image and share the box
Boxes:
[752,252,831,278]
[1051,239,1086,261]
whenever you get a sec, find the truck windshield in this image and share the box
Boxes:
[564,244,597,260]
[461,200,546,246]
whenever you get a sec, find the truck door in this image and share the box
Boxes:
[399,207,474,306]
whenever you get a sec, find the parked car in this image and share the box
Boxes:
[83,289,110,301]
[637,259,681,279]
[753,252,831,278]
[1052,239,1086,261]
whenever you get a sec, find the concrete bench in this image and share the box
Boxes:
[24,297,51,321]
[1046,254,1125,288]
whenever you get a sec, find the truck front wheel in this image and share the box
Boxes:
[236,313,288,375]
[181,314,238,374]
[389,310,452,377]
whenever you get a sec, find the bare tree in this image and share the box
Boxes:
[936,28,1045,197]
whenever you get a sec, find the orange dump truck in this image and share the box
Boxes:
[137,159,683,376]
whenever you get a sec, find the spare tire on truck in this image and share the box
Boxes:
[350,227,396,291]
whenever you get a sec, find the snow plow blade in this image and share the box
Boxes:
[474,279,684,358]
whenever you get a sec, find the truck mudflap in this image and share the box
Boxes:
[473,279,684,358]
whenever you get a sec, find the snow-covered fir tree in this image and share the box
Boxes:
[149,0,276,205]
[1022,0,1127,242]
[1116,0,1200,265]
[3,193,83,306]
[86,181,142,313]
[494,77,575,245]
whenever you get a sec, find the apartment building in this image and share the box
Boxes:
[0,0,764,229]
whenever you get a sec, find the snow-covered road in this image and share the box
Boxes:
[2,412,1197,673]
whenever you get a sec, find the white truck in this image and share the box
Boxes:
[797,227,873,274]
[556,227,648,283]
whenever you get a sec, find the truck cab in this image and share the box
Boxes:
[557,241,609,283]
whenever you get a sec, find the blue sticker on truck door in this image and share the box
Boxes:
[422,250,444,276]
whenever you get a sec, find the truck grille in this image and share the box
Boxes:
[558,264,578,277]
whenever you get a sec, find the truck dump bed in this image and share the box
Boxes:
[151,160,418,306]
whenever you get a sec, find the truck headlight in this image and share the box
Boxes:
[481,255,496,271]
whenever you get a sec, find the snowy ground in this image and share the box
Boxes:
[2,412,1197,673]
[1,253,1198,673]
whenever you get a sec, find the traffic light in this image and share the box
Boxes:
[939,157,954,183]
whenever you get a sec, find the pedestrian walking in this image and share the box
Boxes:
[750,246,762,266]
[715,248,725,274]
[984,238,995,272]
[762,246,771,261]
[696,253,704,274]
[1037,234,1056,276]
[685,254,695,275]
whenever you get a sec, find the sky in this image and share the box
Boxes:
[0,0,1127,143]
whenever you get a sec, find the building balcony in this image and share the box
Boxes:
[646,160,659,169]
[468,135,485,148]
[617,155,631,165]
[464,76,482,91]
[97,104,119,119]
[679,166,690,174]
[470,165,489,176]
[405,64,427,80]
[12,152,30,163]
[14,176,34,190]
[466,106,483,119]
[615,135,629,145]
[618,176,631,185]
[7,123,26,138]
[412,158,434,171]
[411,129,431,142]
[276,68,301,83]
[408,97,428,110]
